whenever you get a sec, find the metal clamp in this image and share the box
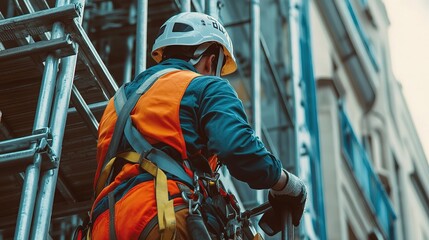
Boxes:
[33,128,57,164]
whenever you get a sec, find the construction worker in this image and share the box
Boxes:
[90,12,307,239]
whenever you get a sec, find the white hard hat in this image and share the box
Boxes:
[151,12,237,76]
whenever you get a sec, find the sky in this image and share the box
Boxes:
[383,0,429,159]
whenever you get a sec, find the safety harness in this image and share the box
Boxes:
[96,68,193,194]
[75,68,262,240]
[95,68,195,240]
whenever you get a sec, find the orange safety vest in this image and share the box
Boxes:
[91,69,206,239]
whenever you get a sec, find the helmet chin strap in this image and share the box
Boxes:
[215,48,224,77]
[188,43,212,65]
[189,43,224,76]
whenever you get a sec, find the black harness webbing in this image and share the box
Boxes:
[108,192,117,240]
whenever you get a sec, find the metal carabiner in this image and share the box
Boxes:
[181,191,202,215]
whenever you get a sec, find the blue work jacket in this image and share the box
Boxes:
[124,58,282,189]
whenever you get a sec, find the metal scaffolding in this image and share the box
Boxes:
[0,0,117,238]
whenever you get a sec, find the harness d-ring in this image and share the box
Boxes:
[181,191,202,215]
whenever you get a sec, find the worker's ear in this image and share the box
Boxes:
[206,54,216,75]
[195,54,216,75]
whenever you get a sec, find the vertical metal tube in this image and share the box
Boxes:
[123,3,136,84]
[135,0,148,76]
[16,55,59,236]
[31,53,79,240]
[30,0,84,238]
[33,57,60,130]
[124,36,135,83]
[281,210,294,240]
[250,0,264,205]
[180,0,191,12]
[205,0,218,19]
[251,0,261,138]
[7,0,14,18]
[288,0,303,173]
[196,0,205,12]
[14,0,67,237]
[14,153,42,240]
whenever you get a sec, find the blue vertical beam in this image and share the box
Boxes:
[288,0,327,238]
[339,108,396,239]
[300,0,327,239]
[288,1,310,237]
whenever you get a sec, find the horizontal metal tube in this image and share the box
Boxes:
[0,35,76,61]
[67,100,108,114]
[0,147,37,164]
[0,132,48,152]
[224,19,251,28]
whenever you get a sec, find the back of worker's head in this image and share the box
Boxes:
[151,12,237,76]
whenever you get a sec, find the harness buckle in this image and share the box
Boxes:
[137,148,155,173]
[142,148,155,160]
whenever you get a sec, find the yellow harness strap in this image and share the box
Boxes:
[140,157,176,239]
[95,151,141,197]
[97,152,176,240]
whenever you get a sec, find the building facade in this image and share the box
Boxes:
[311,0,429,239]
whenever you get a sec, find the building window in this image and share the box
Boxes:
[363,134,374,164]
[394,158,406,240]
[345,0,379,71]
[339,107,396,239]
[410,166,429,217]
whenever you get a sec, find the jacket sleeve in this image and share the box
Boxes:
[197,77,282,189]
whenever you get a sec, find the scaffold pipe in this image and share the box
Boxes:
[205,0,218,19]
[180,0,191,12]
[251,0,261,138]
[135,0,148,76]
[250,0,264,205]
[14,0,66,236]
[30,0,85,238]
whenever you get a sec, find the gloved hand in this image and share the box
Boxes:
[259,170,307,235]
